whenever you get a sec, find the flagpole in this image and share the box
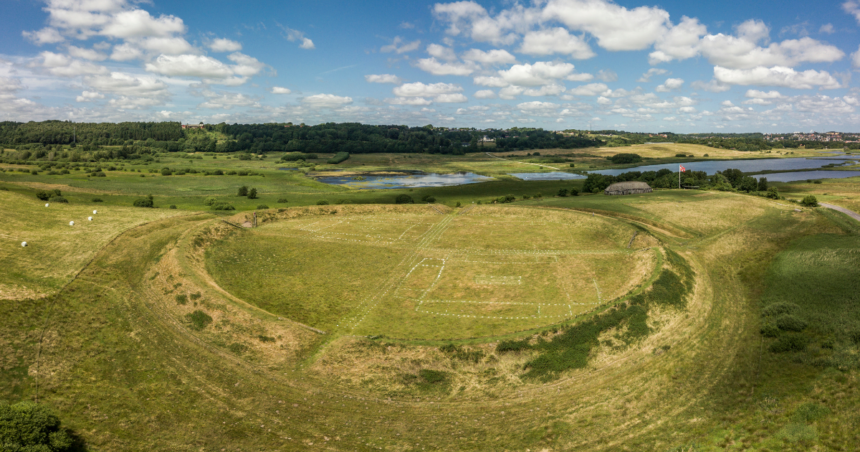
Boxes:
[678,165,681,189]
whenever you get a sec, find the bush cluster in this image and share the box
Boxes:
[0,401,75,451]
[36,188,62,201]
[133,194,154,208]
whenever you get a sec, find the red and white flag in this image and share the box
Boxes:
[679,165,686,172]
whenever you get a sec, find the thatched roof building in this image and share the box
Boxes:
[604,181,653,195]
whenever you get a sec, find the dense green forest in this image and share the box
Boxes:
[0,120,183,144]
[0,121,603,155]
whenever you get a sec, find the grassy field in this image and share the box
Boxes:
[206,206,657,340]
[0,189,185,299]
[2,152,860,450]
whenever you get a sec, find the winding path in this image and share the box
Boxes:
[821,202,860,222]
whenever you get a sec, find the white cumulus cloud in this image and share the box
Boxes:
[518,27,595,59]
[714,66,841,89]
[302,94,353,108]
[365,74,403,84]
[393,82,463,97]
[208,38,242,52]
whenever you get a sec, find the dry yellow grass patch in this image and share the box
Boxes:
[7,181,118,195]
[593,143,752,159]
[144,219,319,367]
[625,193,769,235]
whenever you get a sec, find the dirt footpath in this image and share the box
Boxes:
[821,203,860,222]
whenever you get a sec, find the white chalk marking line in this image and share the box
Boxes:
[349,214,456,330]
[419,311,570,320]
[402,297,570,307]
[593,278,603,304]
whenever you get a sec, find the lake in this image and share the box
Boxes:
[589,157,858,176]
[509,172,586,181]
[748,170,860,182]
[316,172,493,189]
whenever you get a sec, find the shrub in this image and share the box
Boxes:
[800,195,818,207]
[316,200,329,205]
[190,292,202,300]
[256,204,269,209]
[169,205,177,209]
[161,168,172,176]
[185,310,212,330]
[210,202,235,211]
[440,344,485,363]
[395,194,414,204]
[203,197,217,206]
[91,198,103,202]
[496,339,530,353]
[769,335,809,353]
[766,187,780,199]
[776,314,807,332]
[813,180,822,184]
[557,188,569,197]
[277,198,289,203]
[237,185,248,196]
[0,401,75,451]
[175,294,188,305]
[456,201,462,207]
[762,302,799,317]
[49,196,68,203]
[570,188,579,196]
[496,194,515,203]
[569,163,575,167]
[36,189,61,201]
[247,188,258,199]
[609,153,642,164]
[133,194,154,208]
[422,196,436,203]
[675,153,687,157]
[418,369,448,385]
[228,343,248,354]
[792,403,830,423]
[761,323,780,337]
[328,152,350,164]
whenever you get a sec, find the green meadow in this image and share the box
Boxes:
[1,148,860,451]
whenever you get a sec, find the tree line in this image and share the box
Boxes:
[0,121,603,155]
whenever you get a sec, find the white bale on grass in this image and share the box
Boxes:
[93,210,97,214]
[69,221,75,226]
[88,216,93,221]
[21,241,27,247]
[45,203,50,207]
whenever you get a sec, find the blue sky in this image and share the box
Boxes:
[1,0,859,132]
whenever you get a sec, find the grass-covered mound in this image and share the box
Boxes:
[205,206,658,339]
